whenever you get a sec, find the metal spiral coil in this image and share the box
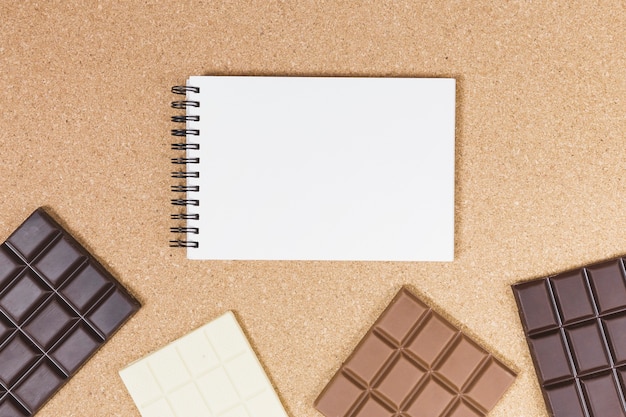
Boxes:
[171,213,200,220]
[170,85,200,249]
[171,115,200,123]
[171,185,200,193]
[171,100,199,109]
[171,143,200,151]
[171,171,199,179]
[172,86,200,94]
[170,227,199,234]
[169,239,199,248]
[171,198,200,206]
[171,129,200,137]
[171,157,200,165]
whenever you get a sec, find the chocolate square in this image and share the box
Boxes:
[513,257,626,417]
[0,208,140,416]
[315,288,516,417]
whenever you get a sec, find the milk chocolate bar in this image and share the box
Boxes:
[315,288,515,417]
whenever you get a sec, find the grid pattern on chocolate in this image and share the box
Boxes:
[512,258,626,417]
[0,208,140,417]
[120,311,288,417]
[315,288,515,417]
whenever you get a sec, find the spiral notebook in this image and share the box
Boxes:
[170,76,455,261]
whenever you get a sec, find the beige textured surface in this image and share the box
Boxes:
[0,1,625,416]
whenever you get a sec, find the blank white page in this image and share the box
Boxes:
[184,76,455,261]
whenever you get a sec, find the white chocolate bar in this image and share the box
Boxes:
[119,312,288,417]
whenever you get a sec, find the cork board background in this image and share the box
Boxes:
[1,1,625,416]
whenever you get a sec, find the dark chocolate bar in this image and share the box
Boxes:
[512,258,626,417]
[0,208,140,416]
[315,288,515,417]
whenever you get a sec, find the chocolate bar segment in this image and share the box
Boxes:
[315,288,516,417]
[544,382,586,417]
[0,208,140,416]
[527,331,573,384]
[512,257,626,417]
[0,246,24,288]
[550,270,595,324]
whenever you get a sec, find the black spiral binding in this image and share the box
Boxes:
[170,85,201,248]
